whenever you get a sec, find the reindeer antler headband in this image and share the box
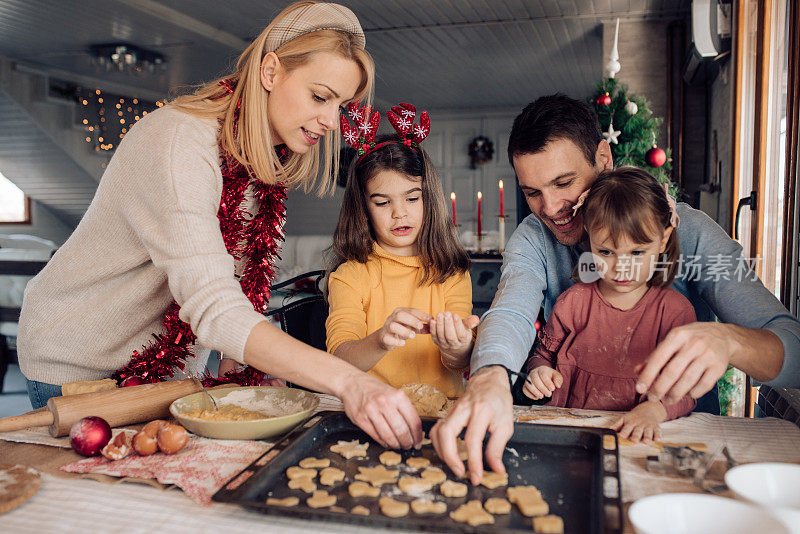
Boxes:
[340,102,431,163]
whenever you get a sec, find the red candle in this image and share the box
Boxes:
[477,191,482,236]
[499,180,505,216]
[451,192,457,225]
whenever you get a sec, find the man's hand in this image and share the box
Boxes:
[636,322,783,404]
[430,365,513,485]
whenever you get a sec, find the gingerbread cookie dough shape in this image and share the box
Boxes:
[319,467,345,486]
[299,457,330,469]
[379,451,402,466]
[266,496,299,507]
[507,486,549,517]
[351,505,370,516]
[405,456,430,470]
[450,500,495,526]
[379,496,410,518]
[348,481,381,498]
[330,440,369,459]
[480,470,508,489]
[420,467,447,485]
[0,464,41,515]
[288,477,317,493]
[398,475,435,493]
[307,490,337,509]
[286,466,317,480]
[440,479,468,498]
[533,514,564,534]
[354,465,399,487]
[411,498,447,515]
[484,497,512,514]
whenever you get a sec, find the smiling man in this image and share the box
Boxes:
[430,94,800,484]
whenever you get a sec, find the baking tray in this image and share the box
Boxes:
[213,412,622,533]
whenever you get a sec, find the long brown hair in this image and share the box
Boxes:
[328,137,470,285]
[582,166,680,287]
[173,2,374,196]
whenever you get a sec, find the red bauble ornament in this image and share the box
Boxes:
[646,145,667,167]
[120,376,146,387]
[595,93,612,106]
[69,416,112,456]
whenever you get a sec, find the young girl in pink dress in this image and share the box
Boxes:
[523,166,696,444]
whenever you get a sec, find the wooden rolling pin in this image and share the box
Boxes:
[0,379,202,437]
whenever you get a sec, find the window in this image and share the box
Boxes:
[0,171,30,224]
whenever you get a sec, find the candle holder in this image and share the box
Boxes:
[476,231,483,253]
[497,214,508,253]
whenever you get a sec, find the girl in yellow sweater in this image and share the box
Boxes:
[326,103,478,398]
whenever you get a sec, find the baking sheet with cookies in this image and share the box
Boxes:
[213,412,622,533]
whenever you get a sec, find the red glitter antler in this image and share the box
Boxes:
[387,102,430,146]
[340,101,380,156]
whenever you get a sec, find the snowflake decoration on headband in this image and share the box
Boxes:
[340,102,380,156]
[340,101,431,162]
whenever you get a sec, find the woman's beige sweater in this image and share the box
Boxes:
[18,106,269,385]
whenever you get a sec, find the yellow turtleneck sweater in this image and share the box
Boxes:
[326,244,472,398]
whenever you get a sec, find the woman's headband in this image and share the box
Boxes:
[266,2,366,52]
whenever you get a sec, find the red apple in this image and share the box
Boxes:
[120,376,146,387]
[69,416,112,456]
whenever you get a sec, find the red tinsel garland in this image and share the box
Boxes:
[113,149,287,387]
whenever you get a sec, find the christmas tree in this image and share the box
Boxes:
[591,18,675,196]
[589,77,676,196]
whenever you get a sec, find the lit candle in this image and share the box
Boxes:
[451,192,457,225]
[499,180,505,216]
[477,191,482,236]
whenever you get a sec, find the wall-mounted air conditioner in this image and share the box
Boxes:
[683,0,732,85]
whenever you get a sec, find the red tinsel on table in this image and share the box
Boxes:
[113,145,287,388]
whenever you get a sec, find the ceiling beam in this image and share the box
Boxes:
[13,61,167,102]
[115,0,248,50]
[364,10,689,35]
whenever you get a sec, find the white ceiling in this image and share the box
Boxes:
[0,0,690,110]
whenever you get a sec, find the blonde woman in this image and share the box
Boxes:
[18,1,422,449]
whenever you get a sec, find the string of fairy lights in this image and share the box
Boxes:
[77,87,163,155]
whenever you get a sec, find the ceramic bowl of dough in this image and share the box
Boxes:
[725,463,800,533]
[170,386,319,440]
[628,493,789,534]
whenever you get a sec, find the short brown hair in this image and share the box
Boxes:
[582,166,679,287]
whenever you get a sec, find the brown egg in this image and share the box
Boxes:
[156,423,189,454]
[132,430,158,456]
[142,419,168,438]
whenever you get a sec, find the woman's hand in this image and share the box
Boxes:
[430,312,480,369]
[522,365,563,400]
[375,307,432,351]
[610,400,668,444]
[338,371,423,449]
